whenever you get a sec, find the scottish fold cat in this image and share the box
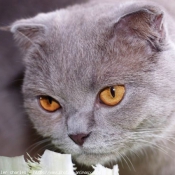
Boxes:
[7,0,175,174]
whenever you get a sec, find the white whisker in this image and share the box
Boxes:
[27,138,51,153]
[118,151,132,171]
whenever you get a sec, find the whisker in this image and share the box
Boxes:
[136,139,172,158]
[118,152,132,171]
[124,154,135,172]
[26,138,51,153]
[127,146,142,160]
[9,78,24,85]
[37,143,55,153]
[132,132,175,146]
[144,135,175,153]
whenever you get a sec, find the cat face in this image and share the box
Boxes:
[11,1,175,166]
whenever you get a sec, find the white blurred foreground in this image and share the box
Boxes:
[0,150,119,175]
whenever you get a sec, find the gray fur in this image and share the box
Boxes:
[11,0,175,174]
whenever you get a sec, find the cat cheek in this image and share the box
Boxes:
[25,104,64,137]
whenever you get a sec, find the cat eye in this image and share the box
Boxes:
[39,96,61,112]
[99,85,125,106]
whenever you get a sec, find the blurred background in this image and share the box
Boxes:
[0,0,87,157]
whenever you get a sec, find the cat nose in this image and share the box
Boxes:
[69,133,91,146]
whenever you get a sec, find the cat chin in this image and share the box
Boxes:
[72,152,119,166]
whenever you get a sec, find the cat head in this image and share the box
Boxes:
[10,1,175,166]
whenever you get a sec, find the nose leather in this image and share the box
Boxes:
[69,133,90,146]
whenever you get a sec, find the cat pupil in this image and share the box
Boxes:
[48,97,53,104]
[110,87,115,98]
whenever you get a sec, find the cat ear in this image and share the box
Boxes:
[115,5,165,51]
[10,19,47,51]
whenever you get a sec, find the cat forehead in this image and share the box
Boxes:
[21,1,161,94]
[41,1,141,43]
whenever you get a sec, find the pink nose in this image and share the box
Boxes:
[69,133,90,146]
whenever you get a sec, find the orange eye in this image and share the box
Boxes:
[99,85,125,106]
[39,96,61,112]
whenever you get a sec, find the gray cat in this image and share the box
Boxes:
[7,0,175,174]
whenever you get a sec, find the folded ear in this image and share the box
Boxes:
[10,20,47,51]
[115,5,165,51]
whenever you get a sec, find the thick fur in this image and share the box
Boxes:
[10,0,175,174]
